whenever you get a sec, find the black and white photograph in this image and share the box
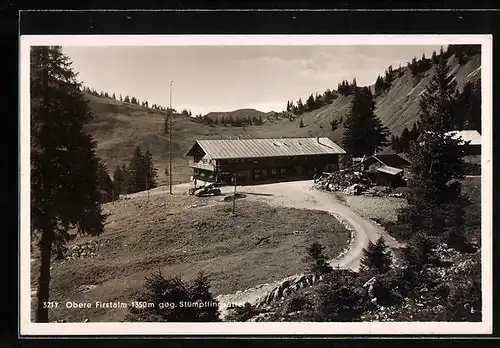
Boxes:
[20,35,492,335]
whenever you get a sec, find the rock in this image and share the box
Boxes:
[273,287,283,300]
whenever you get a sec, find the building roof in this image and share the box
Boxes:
[186,137,346,160]
[373,153,412,168]
[377,165,403,176]
[446,130,481,146]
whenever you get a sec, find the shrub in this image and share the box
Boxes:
[372,269,405,306]
[360,237,392,275]
[225,302,257,322]
[313,269,367,321]
[126,270,220,322]
[303,242,333,276]
[284,293,312,313]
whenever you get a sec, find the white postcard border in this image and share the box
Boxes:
[19,34,493,336]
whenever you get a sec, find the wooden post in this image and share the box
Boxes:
[232,172,237,214]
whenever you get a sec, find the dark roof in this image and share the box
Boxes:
[372,154,411,168]
[185,137,346,160]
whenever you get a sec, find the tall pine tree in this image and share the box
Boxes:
[342,87,390,157]
[30,46,104,322]
[360,237,392,275]
[398,57,469,243]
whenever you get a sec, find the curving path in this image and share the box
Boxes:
[214,180,402,317]
[130,179,402,317]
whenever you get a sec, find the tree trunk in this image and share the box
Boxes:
[35,227,52,322]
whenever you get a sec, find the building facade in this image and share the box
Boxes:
[186,137,346,185]
[358,153,412,187]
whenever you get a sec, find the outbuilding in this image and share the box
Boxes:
[358,153,412,188]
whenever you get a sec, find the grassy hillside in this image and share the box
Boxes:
[84,52,480,184]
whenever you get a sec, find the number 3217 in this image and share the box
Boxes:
[43,301,59,308]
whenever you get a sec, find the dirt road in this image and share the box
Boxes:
[130,180,401,317]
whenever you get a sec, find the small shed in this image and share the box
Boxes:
[360,153,412,188]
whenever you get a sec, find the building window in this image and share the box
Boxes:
[271,169,277,175]
[281,168,286,174]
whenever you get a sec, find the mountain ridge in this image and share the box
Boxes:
[83,50,481,184]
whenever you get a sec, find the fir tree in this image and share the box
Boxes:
[324,89,334,104]
[113,165,125,197]
[342,87,390,157]
[112,92,116,99]
[306,93,315,111]
[143,149,158,190]
[304,242,333,276]
[124,95,130,103]
[360,237,392,275]
[188,272,221,322]
[297,98,305,114]
[431,50,438,64]
[127,147,146,192]
[402,233,438,273]
[127,270,220,322]
[398,57,469,244]
[30,46,104,322]
[96,161,114,203]
[314,269,366,321]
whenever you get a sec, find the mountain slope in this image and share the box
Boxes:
[84,52,481,184]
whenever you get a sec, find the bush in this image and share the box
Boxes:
[360,237,392,275]
[371,270,405,306]
[126,270,220,322]
[225,302,258,322]
[303,242,333,276]
[313,269,367,321]
[284,293,312,313]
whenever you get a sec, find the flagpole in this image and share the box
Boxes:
[169,80,173,195]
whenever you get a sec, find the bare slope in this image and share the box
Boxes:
[31,193,350,322]
[84,53,480,182]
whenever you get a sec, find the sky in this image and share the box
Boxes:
[63,45,443,115]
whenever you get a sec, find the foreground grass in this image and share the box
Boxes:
[31,193,350,322]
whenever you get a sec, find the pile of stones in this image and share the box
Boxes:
[63,239,108,261]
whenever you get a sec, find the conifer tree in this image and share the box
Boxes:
[360,237,392,275]
[324,89,334,104]
[143,149,158,190]
[398,57,469,243]
[127,270,220,322]
[124,95,130,103]
[306,93,315,111]
[297,98,304,114]
[96,162,114,203]
[113,165,125,197]
[127,147,145,192]
[188,272,221,322]
[342,87,390,157]
[304,242,333,276]
[30,46,104,322]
